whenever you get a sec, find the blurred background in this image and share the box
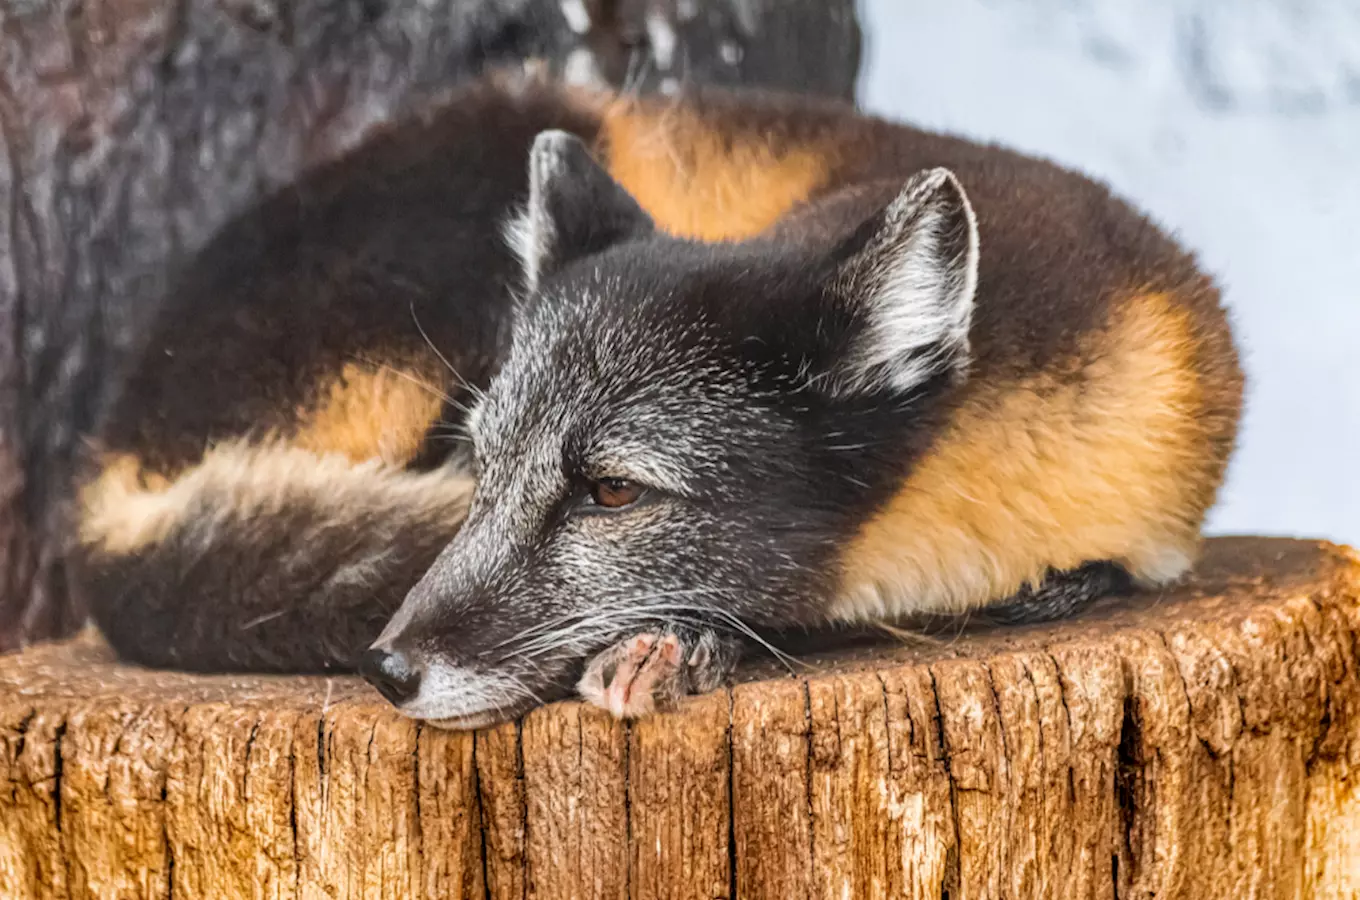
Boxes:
[859,0,1360,546]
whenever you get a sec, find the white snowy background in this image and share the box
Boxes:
[857,0,1360,546]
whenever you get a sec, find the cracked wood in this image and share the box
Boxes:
[1,536,1359,899]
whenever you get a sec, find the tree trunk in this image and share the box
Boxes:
[2,536,1358,899]
[0,0,862,651]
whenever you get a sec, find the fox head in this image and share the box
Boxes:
[363,130,980,728]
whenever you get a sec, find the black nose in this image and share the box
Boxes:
[360,647,422,706]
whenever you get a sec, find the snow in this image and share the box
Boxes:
[857,0,1360,545]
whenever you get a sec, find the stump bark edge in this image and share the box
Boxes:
[1,536,1358,899]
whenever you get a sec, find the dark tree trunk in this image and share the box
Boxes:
[0,0,863,650]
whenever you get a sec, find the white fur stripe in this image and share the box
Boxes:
[79,442,475,556]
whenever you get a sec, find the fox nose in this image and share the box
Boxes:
[360,647,422,706]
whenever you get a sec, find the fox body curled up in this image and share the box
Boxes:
[74,73,1243,727]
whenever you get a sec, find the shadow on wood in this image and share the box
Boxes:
[2,537,1358,898]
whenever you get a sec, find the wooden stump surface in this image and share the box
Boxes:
[2,536,1359,899]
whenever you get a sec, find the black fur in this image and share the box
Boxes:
[78,78,601,671]
[519,130,656,289]
[79,76,1241,724]
[370,158,982,720]
[76,467,469,672]
[372,93,1237,725]
[980,561,1134,626]
[97,81,602,475]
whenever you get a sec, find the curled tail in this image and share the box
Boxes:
[73,443,473,672]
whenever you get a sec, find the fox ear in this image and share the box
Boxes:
[505,130,655,295]
[822,167,979,398]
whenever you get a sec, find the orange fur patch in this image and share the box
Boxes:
[834,293,1220,620]
[78,364,450,556]
[97,453,172,494]
[599,101,833,241]
[290,363,445,466]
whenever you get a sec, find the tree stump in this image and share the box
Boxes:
[2,536,1358,899]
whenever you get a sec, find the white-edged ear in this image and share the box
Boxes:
[502,130,655,295]
[827,167,979,398]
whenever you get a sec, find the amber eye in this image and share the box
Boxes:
[589,477,645,509]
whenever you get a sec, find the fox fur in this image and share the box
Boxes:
[74,72,1242,724]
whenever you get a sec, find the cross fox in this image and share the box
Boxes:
[73,72,1243,728]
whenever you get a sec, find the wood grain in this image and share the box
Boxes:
[2,536,1358,899]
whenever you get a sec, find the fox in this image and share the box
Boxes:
[72,71,1243,728]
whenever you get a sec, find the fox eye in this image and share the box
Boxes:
[588,477,645,509]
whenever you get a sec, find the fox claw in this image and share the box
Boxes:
[578,628,738,719]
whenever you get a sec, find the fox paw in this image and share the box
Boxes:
[577,629,739,719]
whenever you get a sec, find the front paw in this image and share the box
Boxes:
[577,628,739,719]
